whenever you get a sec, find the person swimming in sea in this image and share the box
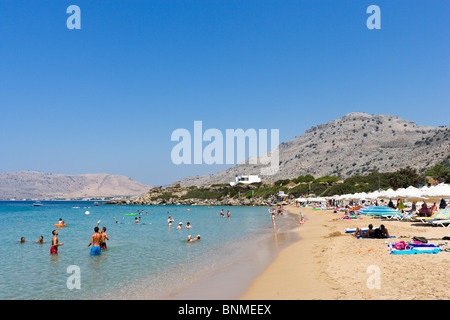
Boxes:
[187,235,201,242]
[36,235,45,244]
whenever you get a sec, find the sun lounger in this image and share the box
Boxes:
[392,211,416,221]
[415,216,435,223]
[431,219,450,227]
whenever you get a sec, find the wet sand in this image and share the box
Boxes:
[166,213,301,300]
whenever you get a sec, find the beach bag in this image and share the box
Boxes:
[413,236,428,243]
[393,241,408,250]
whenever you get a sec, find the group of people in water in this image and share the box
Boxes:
[167,215,199,242]
[18,218,110,256]
[20,204,291,253]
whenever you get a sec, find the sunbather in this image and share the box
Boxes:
[374,225,390,238]
[353,224,375,238]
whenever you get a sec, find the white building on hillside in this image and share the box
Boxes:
[230,175,261,186]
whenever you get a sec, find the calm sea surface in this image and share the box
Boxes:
[0,201,298,299]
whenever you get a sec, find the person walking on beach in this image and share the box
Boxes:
[50,230,63,254]
[88,227,102,255]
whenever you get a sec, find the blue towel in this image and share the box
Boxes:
[390,246,441,255]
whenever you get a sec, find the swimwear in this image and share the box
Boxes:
[100,242,107,250]
[50,246,58,254]
[90,246,102,255]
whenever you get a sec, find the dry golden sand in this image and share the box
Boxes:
[240,205,450,300]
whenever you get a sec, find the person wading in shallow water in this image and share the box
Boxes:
[50,230,64,254]
[88,227,102,255]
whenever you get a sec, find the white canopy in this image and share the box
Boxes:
[332,184,449,202]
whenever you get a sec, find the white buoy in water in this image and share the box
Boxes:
[85,211,90,215]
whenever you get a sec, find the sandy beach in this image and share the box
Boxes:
[240,205,450,300]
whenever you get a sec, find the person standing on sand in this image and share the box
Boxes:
[50,230,63,254]
[88,227,102,255]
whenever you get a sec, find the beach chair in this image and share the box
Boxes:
[382,212,401,220]
[431,219,450,227]
[414,212,439,224]
[393,211,416,221]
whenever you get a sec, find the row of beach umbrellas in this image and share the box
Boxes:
[332,183,450,201]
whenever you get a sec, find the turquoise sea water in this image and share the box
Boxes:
[0,201,298,300]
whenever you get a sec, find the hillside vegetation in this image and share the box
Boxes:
[109,164,449,206]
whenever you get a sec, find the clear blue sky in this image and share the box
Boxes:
[0,0,449,186]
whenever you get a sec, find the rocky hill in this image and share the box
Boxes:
[172,112,450,186]
[0,171,151,200]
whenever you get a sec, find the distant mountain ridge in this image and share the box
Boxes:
[0,171,151,200]
[172,112,450,186]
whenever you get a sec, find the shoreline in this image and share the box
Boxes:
[164,210,301,300]
[239,205,338,299]
[240,205,450,300]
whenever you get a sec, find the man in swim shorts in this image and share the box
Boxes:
[88,226,102,255]
[100,226,109,250]
[51,230,64,254]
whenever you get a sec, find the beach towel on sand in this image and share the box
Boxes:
[389,242,441,255]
